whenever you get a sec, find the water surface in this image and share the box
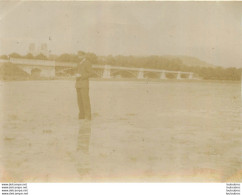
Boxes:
[0,80,241,182]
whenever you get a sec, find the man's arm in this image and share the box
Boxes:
[80,60,93,79]
[75,63,82,78]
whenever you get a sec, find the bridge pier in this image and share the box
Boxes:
[160,72,167,79]
[137,68,144,79]
[102,65,111,78]
[188,72,193,79]
[177,72,182,80]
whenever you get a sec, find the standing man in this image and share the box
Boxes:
[75,55,93,120]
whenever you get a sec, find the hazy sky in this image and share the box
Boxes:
[0,2,241,67]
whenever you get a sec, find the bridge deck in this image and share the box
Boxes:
[93,65,192,74]
[6,58,193,75]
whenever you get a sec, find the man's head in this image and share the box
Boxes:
[77,51,86,61]
[77,55,87,65]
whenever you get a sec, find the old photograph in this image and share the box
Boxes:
[0,1,241,182]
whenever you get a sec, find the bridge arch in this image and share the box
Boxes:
[31,68,41,77]
[111,69,137,78]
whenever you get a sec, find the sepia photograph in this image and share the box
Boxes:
[0,1,241,183]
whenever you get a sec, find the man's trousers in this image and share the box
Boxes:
[76,88,91,120]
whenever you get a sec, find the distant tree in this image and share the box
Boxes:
[56,53,70,61]
[35,53,48,60]
[85,52,98,64]
[97,56,106,65]
[224,67,241,80]
[24,53,34,59]
[48,54,58,60]
[9,53,22,58]
[105,55,115,65]
[56,53,78,62]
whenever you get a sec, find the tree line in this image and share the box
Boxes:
[1,52,241,81]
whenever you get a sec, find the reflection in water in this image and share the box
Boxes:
[75,120,91,176]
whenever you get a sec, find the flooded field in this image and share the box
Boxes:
[0,80,241,182]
